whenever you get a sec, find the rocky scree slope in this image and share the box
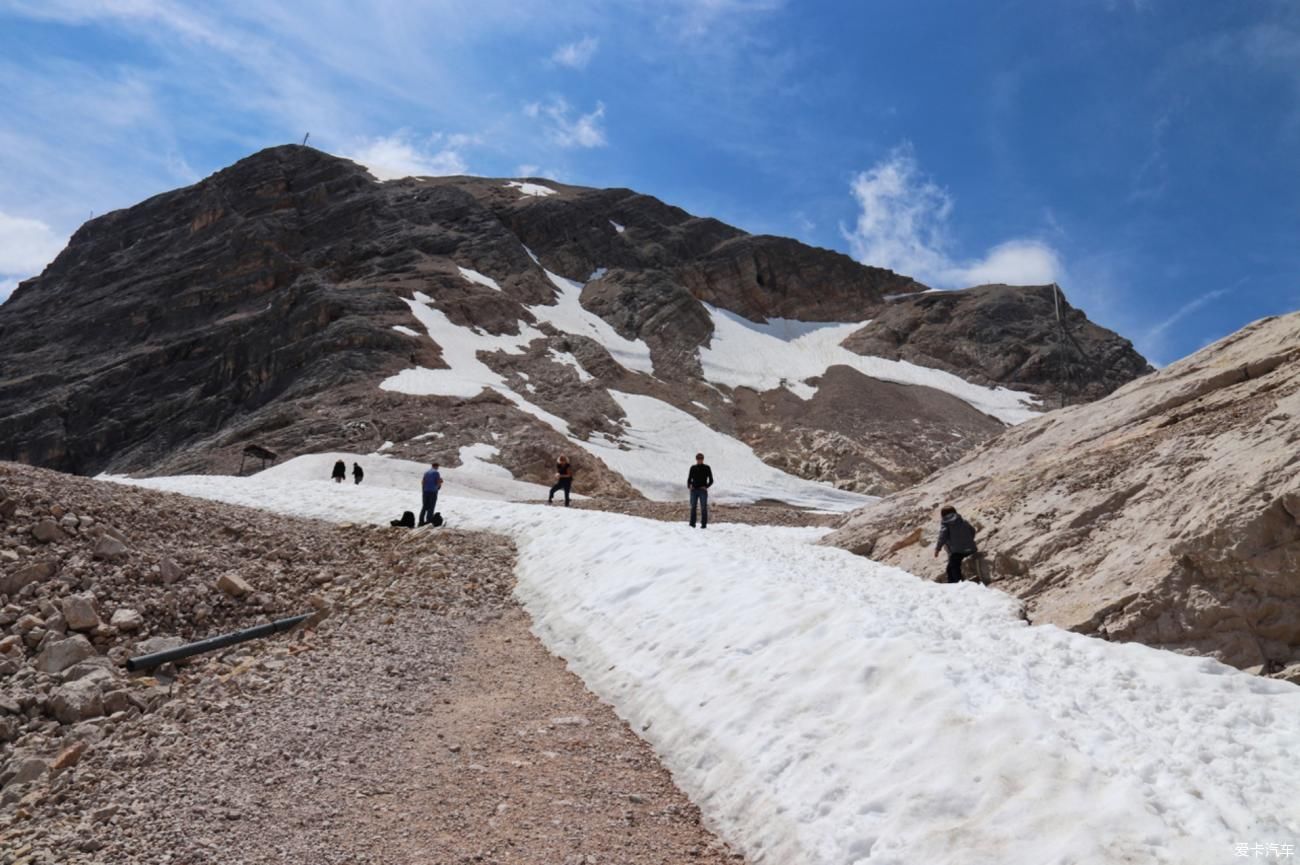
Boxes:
[0,461,510,854]
[825,312,1300,678]
[0,145,1147,497]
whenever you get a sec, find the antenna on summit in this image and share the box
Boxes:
[301,132,310,147]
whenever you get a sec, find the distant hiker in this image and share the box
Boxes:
[331,459,346,484]
[934,505,978,583]
[687,452,713,528]
[548,455,574,507]
[419,461,443,527]
[352,462,364,485]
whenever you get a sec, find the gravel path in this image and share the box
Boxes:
[1,465,741,864]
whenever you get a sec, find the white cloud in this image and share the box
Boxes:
[345,132,471,180]
[524,97,607,148]
[842,144,1064,288]
[0,211,66,277]
[551,36,598,69]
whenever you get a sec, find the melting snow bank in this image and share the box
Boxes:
[105,472,1300,865]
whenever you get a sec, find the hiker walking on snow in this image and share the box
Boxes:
[934,505,978,583]
[419,461,443,527]
[548,455,574,507]
[687,452,713,528]
[331,459,346,484]
[352,462,364,485]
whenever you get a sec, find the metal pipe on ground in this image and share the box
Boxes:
[126,612,313,672]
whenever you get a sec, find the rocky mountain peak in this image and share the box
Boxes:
[0,145,1149,498]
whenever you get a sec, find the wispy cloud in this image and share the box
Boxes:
[551,36,598,69]
[345,132,473,180]
[1140,285,1232,363]
[842,144,1063,287]
[524,97,607,148]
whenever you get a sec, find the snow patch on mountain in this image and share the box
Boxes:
[699,304,1042,423]
[379,295,572,434]
[457,266,502,291]
[528,268,655,375]
[506,181,556,197]
[548,348,594,382]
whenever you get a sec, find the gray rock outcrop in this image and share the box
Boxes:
[825,312,1300,672]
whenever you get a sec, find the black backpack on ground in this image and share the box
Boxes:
[432,512,444,527]
[390,511,415,528]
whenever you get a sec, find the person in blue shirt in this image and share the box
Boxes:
[419,462,443,526]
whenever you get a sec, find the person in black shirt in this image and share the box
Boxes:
[933,505,979,583]
[331,459,346,484]
[352,462,364,485]
[687,452,713,528]
[548,455,573,506]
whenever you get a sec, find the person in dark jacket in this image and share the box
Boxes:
[419,462,443,526]
[933,505,978,583]
[331,459,347,483]
[687,452,713,528]
[548,455,573,506]
[352,462,364,485]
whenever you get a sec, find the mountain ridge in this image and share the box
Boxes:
[0,145,1149,499]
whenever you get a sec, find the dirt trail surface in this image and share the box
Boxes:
[0,464,739,864]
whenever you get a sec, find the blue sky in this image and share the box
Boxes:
[1,0,1298,364]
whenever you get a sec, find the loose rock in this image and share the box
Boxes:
[34,634,97,674]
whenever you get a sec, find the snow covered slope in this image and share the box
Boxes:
[699,304,1040,423]
[111,469,1300,865]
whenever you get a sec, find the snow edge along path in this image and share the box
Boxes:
[107,472,1300,865]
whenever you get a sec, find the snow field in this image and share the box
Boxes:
[111,469,1300,865]
[699,304,1042,424]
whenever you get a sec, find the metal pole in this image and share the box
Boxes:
[1053,284,1067,408]
[126,613,312,671]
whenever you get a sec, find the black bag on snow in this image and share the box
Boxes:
[431,512,444,527]
[390,511,416,528]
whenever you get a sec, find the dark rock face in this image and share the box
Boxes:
[675,235,924,323]
[0,146,1150,496]
[842,284,1153,404]
[0,148,428,474]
